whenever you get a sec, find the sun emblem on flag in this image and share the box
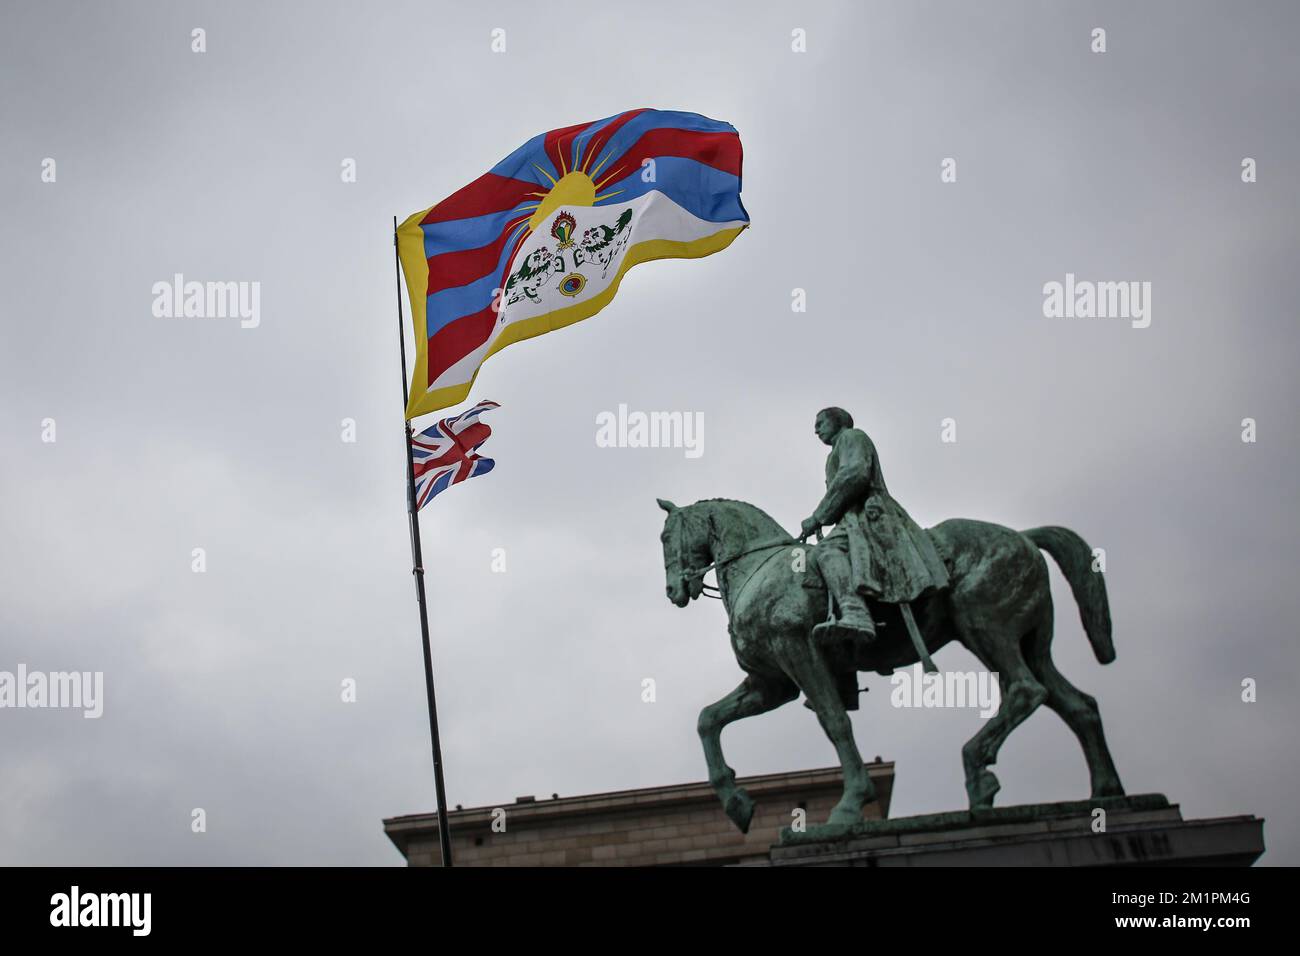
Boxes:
[551,211,577,249]
[558,273,586,296]
[492,130,636,305]
[498,129,644,310]
[499,134,630,261]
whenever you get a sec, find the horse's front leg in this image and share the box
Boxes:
[698,674,798,832]
[789,649,875,827]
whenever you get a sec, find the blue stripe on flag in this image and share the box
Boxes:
[597,159,747,223]
[420,205,536,262]
[488,130,559,188]
[424,240,522,335]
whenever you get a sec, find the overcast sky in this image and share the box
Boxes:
[2,0,1296,866]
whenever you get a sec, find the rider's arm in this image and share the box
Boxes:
[811,431,873,527]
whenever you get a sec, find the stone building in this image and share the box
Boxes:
[384,762,895,867]
[384,759,1265,866]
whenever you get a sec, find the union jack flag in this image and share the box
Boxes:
[410,400,500,510]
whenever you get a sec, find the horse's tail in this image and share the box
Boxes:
[1022,526,1115,664]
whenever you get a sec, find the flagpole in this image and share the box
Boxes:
[393,215,454,867]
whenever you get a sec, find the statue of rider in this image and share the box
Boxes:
[799,407,949,646]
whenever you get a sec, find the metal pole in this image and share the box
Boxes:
[394,215,454,866]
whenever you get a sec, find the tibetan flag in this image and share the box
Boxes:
[410,400,500,510]
[397,108,749,420]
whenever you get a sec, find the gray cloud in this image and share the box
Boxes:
[1,0,1296,865]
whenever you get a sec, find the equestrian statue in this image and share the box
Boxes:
[657,407,1126,833]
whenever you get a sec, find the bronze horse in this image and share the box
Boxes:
[657,497,1125,832]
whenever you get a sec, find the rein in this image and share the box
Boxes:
[685,536,808,604]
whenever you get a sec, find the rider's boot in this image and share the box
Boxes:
[813,592,877,647]
[835,592,877,639]
[812,550,877,647]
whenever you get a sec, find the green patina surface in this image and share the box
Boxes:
[660,407,1132,834]
[779,794,1171,845]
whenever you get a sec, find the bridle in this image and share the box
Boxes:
[674,510,807,604]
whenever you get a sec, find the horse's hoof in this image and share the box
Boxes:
[725,789,756,833]
[967,770,1000,809]
[827,804,863,827]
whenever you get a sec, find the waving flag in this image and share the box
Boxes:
[397,108,749,420]
[410,400,500,510]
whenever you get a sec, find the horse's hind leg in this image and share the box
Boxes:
[787,650,875,827]
[1024,616,1125,798]
[960,642,1048,809]
[698,674,799,832]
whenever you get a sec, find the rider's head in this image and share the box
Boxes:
[815,407,853,445]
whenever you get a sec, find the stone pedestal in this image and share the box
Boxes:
[769,794,1265,866]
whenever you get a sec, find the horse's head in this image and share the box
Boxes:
[657,498,711,607]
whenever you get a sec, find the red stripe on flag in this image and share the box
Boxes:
[424,220,528,297]
[611,128,742,178]
[421,173,539,226]
[426,305,498,385]
[574,108,649,174]
[452,421,491,451]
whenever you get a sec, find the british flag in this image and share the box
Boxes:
[410,400,500,510]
